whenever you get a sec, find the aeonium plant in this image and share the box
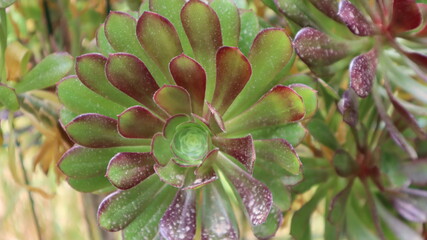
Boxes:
[56,0,317,239]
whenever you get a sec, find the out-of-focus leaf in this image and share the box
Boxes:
[390,0,422,33]
[328,180,353,225]
[402,159,427,185]
[0,0,15,8]
[309,0,341,22]
[333,150,358,177]
[249,123,307,146]
[289,83,318,119]
[393,190,427,222]
[338,89,358,126]
[350,50,377,98]
[5,41,32,81]
[0,83,19,111]
[15,53,73,93]
[338,0,374,36]
[306,118,339,150]
[252,205,283,240]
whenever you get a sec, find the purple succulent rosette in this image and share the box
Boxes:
[57,0,317,239]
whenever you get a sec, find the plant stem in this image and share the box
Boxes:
[362,178,385,240]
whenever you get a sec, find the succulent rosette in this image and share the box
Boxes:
[57,0,317,239]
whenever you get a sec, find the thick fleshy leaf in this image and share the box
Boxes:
[328,180,353,225]
[416,3,427,37]
[306,118,339,150]
[104,11,168,86]
[254,139,301,175]
[338,89,358,126]
[333,150,358,177]
[350,50,377,98]
[214,151,272,225]
[293,27,348,67]
[289,84,317,119]
[152,133,174,165]
[338,0,374,36]
[149,0,193,57]
[123,186,176,240]
[309,0,341,22]
[212,135,255,173]
[15,53,73,93]
[159,190,197,240]
[106,53,165,117]
[252,205,283,240]
[0,83,19,111]
[206,102,225,134]
[137,11,183,81]
[212,47,252,115]
[154,85,192,116]
[106,152,156,190]
[181,0,222,102]
[98,174,165,231]
[163,114,191,139]
[154,160,187,188]
[238,10,259,56]
[65,113,148,148]
[118,106,164,139]
[389,0,422,33]
[96,24,115,56]
[201,182,239,240]
[182,149,218,190]
[57,76,125,118]
[169,54,206,115]
[250,123,307,146]
[210,0,240,47]
[276,0,314,27]
[68,175,113,193]
[224,29,293,119]
[76,53,139,107]
[402,160,427,185]
[404,51,427,69]
[224,85,305,135]
[58,145,149,178]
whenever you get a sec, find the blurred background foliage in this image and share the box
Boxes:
[1,0,427,239]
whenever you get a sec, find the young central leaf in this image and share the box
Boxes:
[172,123,209,165]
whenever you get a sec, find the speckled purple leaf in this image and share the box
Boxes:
[154,85,192,116]
[106,53,165,118]
[338,0,374,36]
[293,27,348,66]
[201,182,239,240]
[137,11,183,81]
[224,85,305,135]
[212,46,251,115]
[183,149,218,190]
[252,205,283,240]
[75,54,138,107]
[159,190,197,240]
[214,152,272,225]
[338,89,358,126]
[118,106,164,139]
[390,0,422,33]
[180,0,222,102]
[154,160,188,188]
[350,50,377,98]
[65,113,148,148]
[206,102,225,134]
[309,0,341,22]
[212,136,255,173]
[106,152,156,190]
[169,54,206,115]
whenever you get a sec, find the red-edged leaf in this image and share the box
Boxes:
[293,27,348,66]
[105,53,165,117]
[201,182,239,240]
[181,0,222,102]
[206,102,225,134]
[154,160,187,188]
[224,85,305,135]
[154,85,192,116]
[214,152,272,225]
[338,0,374,36]
[309,0,341,22]
[338,89,358,126]
[212,136,255,173]
[106,152,156,190]
[183,149,218,190]
[118,106,164,139]
[404,51,427,69]
[75,53,138,107]
[159,190,197,240]
[169,54,206,115]
[389,0,422,34]
[137,11,183,81]
[415,4,427,37]
[212,46,252,115]
[65,113,148,148]
[350,50,377,98]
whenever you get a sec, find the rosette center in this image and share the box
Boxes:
[172,123,209,165]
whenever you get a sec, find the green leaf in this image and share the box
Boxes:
[238,10,259,56]
[15,53,73,93]
[57,76,126,119]
[224,29,293,119]
[96,24,115,56]
[0,0,15,8]
[67,175,112,193]
[0,83,19,111]
[333,150,358,177]
[249,123,307,146]
[210,0,240,47]
[252,205,282,239]
[289,84,318,119]
[306,118,339,150]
